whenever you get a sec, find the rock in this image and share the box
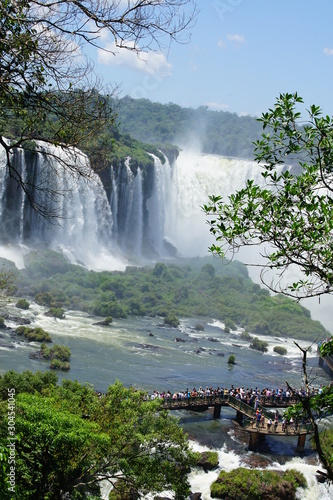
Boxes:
[174,337,186,342]
[93,320,111,326]
[3,315,31,325]
[196,451,219,472]
[190,493,202,500]
[207,337,219,342]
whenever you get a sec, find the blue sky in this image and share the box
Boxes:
[91,0,333,117]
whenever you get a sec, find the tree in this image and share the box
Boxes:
[203,92,333,300]
[0,0,197,219]
[203,92,333,479]
[0,373,193,499]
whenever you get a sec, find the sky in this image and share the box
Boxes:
[90,0,333,117]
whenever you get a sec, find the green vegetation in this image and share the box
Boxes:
[15,250,328,341]
[15,298,30,309]
[114,96,261,158]
[164,314,180,328]
[228,355,236,365]
[40,343,71,362]
[203,93,333,300]
[193,451,219,471]
[45,307,65,319]
[273,346,288,355]
[0,371,193,499]
[49,359,70,371]
[16,326,52,343]
[249,337,268,353]
[210,467,306,499]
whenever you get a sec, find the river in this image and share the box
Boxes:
[1,302,333,499]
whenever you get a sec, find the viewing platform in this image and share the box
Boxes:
[162,394,313,451]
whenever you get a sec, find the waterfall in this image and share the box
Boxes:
[0,142,117,270]
[165,150,264,256]
[0,143,266,267]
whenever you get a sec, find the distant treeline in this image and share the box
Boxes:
[111,96,262,159]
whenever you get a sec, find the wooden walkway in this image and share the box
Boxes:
[162,394,313,451]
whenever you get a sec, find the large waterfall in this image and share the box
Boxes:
[0,143,264,269]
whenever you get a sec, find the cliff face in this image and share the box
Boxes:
[0,141,178,263]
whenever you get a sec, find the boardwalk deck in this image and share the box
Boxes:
[162,394,313,451]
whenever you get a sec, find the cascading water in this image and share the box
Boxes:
[0,142,117,269]
[0,143,271,267]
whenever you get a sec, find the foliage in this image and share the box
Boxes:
[240,331,252,340]
[193,451,219,471]
[40,343,71,362]
[15,251,329,341]
[210,467,306,499]
[273,345,288,355]
[249,337,268,353]
[203,92,333,299]
[15,326,52,342]
[45,307,65,319]
[164,314,180,328]
[15,298,29,310]
[114,96,262,158]
[228,355,236,365]
[0,372,193,499]
[49,359,70,371]
[0,1,197,219]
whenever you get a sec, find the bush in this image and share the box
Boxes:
[164,314,180,328]
[228,355,236,365]
[210,467,306,499]
[50,359,70,371]
[45,307,65,319]
[249,337,268,353]
[16,298,30,310]
[273,345,287,355]
[194,451,219,471]
[195,323,204,331]
[240,331,252,341]
[16,326,52,342]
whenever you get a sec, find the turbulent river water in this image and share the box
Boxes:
[1,302,333,499]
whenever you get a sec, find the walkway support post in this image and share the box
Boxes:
[236,409,243,425]
[213,404,221,419]
[248,432,259,451]
[297,434,306,452]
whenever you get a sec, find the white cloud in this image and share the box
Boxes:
[226,34,246,44]
[205,102,229,111]
[98,40,172,77]
[217,38,226,50]
[324,47,333,56]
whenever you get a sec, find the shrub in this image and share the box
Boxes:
[249,337,268,353]
[228,355,236,365]
[210,467,306,499]
[16,298,30,310]
[50,359,70,371]
[16,326,52,342]
[195,323,204,331]
[45,307,65,319]
[241,331,252,340]
[273,345,287,355]
[164,314,180,328]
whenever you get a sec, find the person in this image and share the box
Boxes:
[274,418,278,433]
[267,418,272,433]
